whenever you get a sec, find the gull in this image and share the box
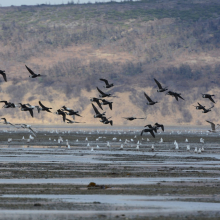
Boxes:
[194,147,197,153]
[151,144,154,151]
[198,148,202,154]
[120,144,123,149]
[185,138,188,142]
[1,118,17,128]
[206,120,220,132]
[15,124,36,136]
[187,145,190,151]
[0,70,7,82]
[159,138,163,143]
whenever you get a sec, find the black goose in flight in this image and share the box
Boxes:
[144,124,158,133]
[123,117,145,121]
[206,120,220,132]
[0,101,16,108]
[62,106,82,119]
[100,116,113,126]
[154,78,167,92]
[140,128,155,138]
[202,94,215,103]
[202,105,214,113]
[92,103,106,118]
[97,87,115,98]
[0,70,7,82]
[66,119,85,124]
[90,97,103,110]
[25,65,41,78]
[154,123,164,132]
[56,109,66,122]
[18,103,34,117]
[101,99,113,110]
[166,91,184,101]
[144,93,158,105]
[100,78,114,88]
[39,101,52,113]
[1,118,17,128]
[193,102,205,110]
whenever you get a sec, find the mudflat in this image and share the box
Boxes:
[0,126,220,220]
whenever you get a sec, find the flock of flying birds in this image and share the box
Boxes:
[0,65,218,137]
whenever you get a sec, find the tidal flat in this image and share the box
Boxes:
[0,126,220,219]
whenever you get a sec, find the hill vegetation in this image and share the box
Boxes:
[0,0,220,125]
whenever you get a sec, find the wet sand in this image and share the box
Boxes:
[0,127,220,219]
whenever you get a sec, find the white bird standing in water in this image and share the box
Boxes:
[151,144,154,151]
[186,145,190,151]
[198,148,201,154]
[194,147,197,153]
[120,144,123,149]
[160,138,163,143]
[136,144,139,151]
[185,139,188,142]
[96,145,100,149]
[175,142,179,150]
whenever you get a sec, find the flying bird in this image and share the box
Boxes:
[66,119,85,124]
[25,65,41,78]
[1,118,17,128]
[100,116,113,126]
[123,117,145,121]
[140,128,155,138]
[154,78,168,92]
[39,101,52,113]
[144,124,158,133]
[202,94,215,103]
[0,101,16,108]
[55,109,66,122]
[166,91,184,101]
[90,97,103,110]
[206,120,220,132]
[193,102,206,110]
[18,103,34,117]
[97,87,115,98]
[100,78,114,88]
[154,123,164,132]
[202,105,214,113]
[0,70,7,82]
[15,124,37,136]
[62,106,82,119]
[144,93,158,105]
[101,99,113,110]
[92,103,106,118]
